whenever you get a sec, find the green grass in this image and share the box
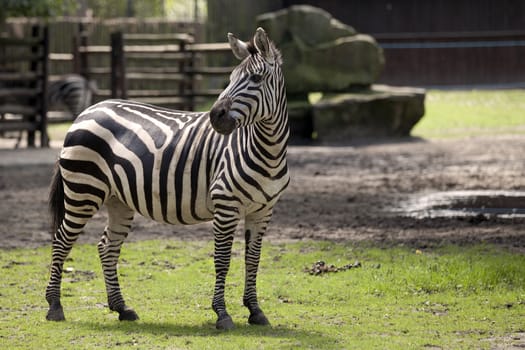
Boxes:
[47,122,71,144]
[1,240,523,349]
[412,89,525,138]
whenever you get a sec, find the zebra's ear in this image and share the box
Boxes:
[228,33,250,60]
[254,27,274,62]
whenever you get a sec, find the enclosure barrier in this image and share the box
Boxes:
[73,28,233,111]
[376,30,525,87]
[0,25,49,147]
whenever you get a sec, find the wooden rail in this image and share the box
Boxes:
[71,28,233,111]
[0,25,49,147]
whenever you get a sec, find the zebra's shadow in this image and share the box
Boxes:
[76,319,333,343]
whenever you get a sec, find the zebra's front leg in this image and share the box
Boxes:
[243,212,272,326]
[211,210,240,330]
[97,199,138,321]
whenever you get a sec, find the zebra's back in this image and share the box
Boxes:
[61,99,217,225]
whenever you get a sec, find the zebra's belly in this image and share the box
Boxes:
[114,181,215,226]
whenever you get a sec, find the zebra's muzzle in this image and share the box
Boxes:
[210,98,238,135]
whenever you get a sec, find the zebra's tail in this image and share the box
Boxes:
[49,162,65,236]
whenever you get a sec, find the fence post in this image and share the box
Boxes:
[178,39,187,109]
[39,26,49,147]
[79,22,89,79]
[27,25,40,147]
[186,36,196,111]
[72,34,80,75]
[111,31,126,99]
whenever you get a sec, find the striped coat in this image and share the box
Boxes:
[46,28,289,330]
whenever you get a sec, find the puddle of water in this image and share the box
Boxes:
[395,190,525,219]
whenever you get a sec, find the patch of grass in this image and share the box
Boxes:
[1,240,524,349]
[412,89,525,138]
[47,122,71,143]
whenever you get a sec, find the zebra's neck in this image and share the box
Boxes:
[256,82,289,161]
[248,101,289,170]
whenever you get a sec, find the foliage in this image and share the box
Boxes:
[1,240,524,349]
[0,0,205,19]
[84,0,165,18]
[0,0,76,19]
[412,89,525,138]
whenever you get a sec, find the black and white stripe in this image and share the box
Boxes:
[0,74,94,147]
[45,28,289,330]
[48,74,96,117]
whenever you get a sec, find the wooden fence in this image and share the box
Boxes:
[0,20,236,147]
[73,27,232,111]
[3,17,202,76]
[109,31,198,109]
[376,30,525,87]
[0,25,49,147]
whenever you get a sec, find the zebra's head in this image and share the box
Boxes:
[210,27,284,135]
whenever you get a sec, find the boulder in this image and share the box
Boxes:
[257,5,357,47]
[255,5,424,143]
[312,85,426,141]
[257,5,384,94]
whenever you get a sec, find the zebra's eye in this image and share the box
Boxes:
[249,74,263,83]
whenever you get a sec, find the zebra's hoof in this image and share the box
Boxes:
[118,307,139,321]
[248,311,270,326]
[216,315,235,330]
[46,306,65,321]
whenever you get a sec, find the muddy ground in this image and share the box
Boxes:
[0,134,524,251]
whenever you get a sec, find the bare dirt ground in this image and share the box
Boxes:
[0,134,524,251]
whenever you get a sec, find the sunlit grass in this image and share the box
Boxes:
[47,122,71,144]
[412,89,525,138]
[1,240,523,349]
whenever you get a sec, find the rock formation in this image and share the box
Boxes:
[256,5,426,142]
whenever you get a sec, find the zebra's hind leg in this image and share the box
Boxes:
[243,212,272,326]
[46,224,82,321]
[97,197,137,321]
[46,195,99,321]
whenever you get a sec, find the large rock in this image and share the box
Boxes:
[312,85,426,141]
[257,5,384,94]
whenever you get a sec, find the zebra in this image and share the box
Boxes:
[48,74,97,117]
[0,74,95,147]
[45,27,289,330]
